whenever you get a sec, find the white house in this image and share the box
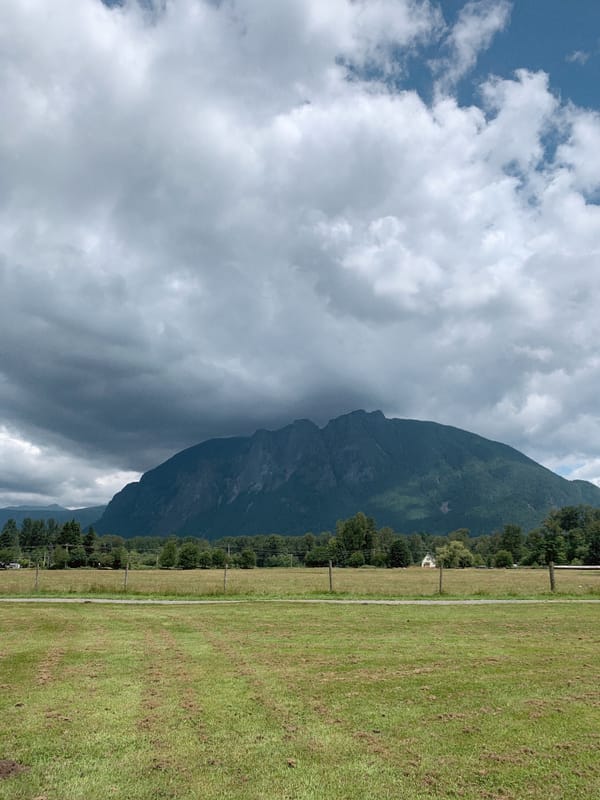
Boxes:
[421,553,436,568]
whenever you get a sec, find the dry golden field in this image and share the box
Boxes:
[1,566,599,598]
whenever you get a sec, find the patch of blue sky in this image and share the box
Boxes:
[553,463,584,479]
[100,0,599,116]
[341,1,599,118]
[582,187,600,205]
[432,0,600,111]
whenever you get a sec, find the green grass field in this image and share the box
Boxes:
[1,601,599,799]
[2,566,600,599]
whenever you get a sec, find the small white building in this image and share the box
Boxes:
[421,553,436,568]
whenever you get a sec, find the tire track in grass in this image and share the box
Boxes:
[137,626,211,780]
[185,612,415,799]
[134,617,312,799]
[0,612,77,785]
[0,616,123,800]
[130,616,255,800]
[136,629,188,789]
[1,608,185,800]
[181,604,600,800]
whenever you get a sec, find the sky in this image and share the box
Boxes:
[1,0,600,508]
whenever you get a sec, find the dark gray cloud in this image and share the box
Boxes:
[1,0,600,506]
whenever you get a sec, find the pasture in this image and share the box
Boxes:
[1,601,599,799]
[1,565,600,599]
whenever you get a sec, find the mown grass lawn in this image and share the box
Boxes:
[0,602,599,799]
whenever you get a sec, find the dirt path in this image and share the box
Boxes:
[1,597,599,605]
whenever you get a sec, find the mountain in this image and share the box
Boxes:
[0,504,106,530]
[96,410,600,538]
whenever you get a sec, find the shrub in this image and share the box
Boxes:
[240,549,257,569]
[178,542,200,569]
[437,541,474,568]
[347,550,365,568]
[304,545,331,567]
[211,549,228,568]
[493,550,514,569]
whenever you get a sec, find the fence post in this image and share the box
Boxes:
[438,562,444,595]
[124,560,129,592]
[223,562,228,593]
[548,560,556,592]
[328,560,333,593]
[34,561,39,592]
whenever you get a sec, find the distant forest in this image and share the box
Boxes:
[2,505,600,570]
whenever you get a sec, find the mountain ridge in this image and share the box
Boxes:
[96,410,600,538]
[0,505,107,530]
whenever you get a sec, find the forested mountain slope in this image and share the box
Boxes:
[96,410,600,538]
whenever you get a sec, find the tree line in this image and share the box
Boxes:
[0,518,128,569]
[2,505,600,570]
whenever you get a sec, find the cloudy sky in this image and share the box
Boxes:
[2,0,600,508]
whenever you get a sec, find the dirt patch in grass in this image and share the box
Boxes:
[0,759,28,779]
[36,647,65,686]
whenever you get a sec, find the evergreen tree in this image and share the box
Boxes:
[500,524,523,562]
[46,519,60,546]
[389,537,411,567]
[407,533,427,563]
[30,519,47,549]
[0,519,19,561]
[83,527,98,558]
[58,520,82,547]
[20,518,34,548]
[585,522,600,565]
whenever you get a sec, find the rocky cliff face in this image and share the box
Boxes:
[96,410,600,538]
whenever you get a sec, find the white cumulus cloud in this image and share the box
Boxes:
[434,0,512,91]
[0,0,599,505]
